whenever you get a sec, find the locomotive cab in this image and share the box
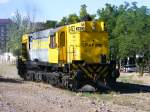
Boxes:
[56,21,109,64]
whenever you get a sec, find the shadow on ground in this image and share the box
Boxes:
[78,81,150,93]
[0,76,23,84]
[0,75,150,94]
[111,82,150,94]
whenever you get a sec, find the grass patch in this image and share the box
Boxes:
[78,91,120,102]
[118,74,144,84]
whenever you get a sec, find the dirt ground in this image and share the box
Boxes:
[0,64,150,112]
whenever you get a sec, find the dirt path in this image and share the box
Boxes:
[0,64,150,112]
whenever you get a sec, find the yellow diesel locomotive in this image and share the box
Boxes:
[17,21,119,91]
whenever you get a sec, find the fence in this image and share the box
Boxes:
[0,53,16,64]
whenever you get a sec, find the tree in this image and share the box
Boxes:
[67,13,79,24]
[44,20,57,28]
[97,2,150,74]
[7,11,33,55]
[97,3,119,61]
[59,16,68,26]
[80,4,95,21]
[59,4,96,25]
[80,4,88,20]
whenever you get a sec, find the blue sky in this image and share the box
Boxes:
[0,0,150,22]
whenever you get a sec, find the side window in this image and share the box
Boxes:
[50,35,57,48]
[59,32,65,47]
[29,36,32,42]
[28,36,32,50]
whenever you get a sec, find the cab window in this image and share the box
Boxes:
[59,32,65,47]
[50,35,57,48]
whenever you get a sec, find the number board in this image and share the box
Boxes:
[68,22,85,33]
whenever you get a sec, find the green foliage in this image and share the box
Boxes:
[59,17,68,25]
[44,20,57,28]
[80,4,95,21]
[59,4,95,25]
[97,2,150,62]
[97,4,118,39]
[7,11,33,55]
[59,14,79,25]
[79,4,88,19]
[97,2,150,74]
[68,13,80,24]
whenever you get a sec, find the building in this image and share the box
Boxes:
[0,19,11,53]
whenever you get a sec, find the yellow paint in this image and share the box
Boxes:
[66,21,108,63]
[21,21,109,64]
[31,40,49,49]
[57,27,67,64]
[80,31,108,63]
[21,34,29,60]
[22,34,29,44]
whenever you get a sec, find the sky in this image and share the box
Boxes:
[0,0,150,22]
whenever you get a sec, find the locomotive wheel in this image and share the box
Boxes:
[25,71,35,81]
[70,79,79,91]
[18,70,26,79]
[69,70,83,91]
[35,73,42,82]
[47,76,57,86]
[25,72,32,81]
[38,74,42,82]
[52,77,58,86]
[47,77,51,84]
